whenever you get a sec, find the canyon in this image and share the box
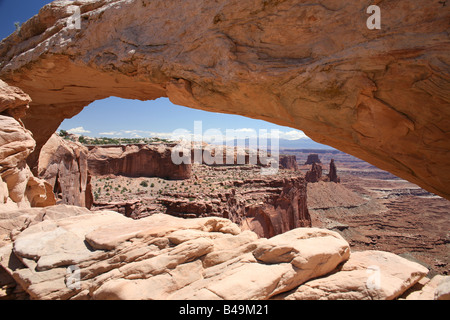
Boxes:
[0,0,449,301]
[0,0,448,200]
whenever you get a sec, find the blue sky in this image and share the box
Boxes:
[0,0,331,148]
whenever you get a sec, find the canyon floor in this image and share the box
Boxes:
[90,148,449,277]
[294,149,450,277]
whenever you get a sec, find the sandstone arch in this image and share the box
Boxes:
[0,0,449,199]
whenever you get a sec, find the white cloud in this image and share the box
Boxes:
[96,127,308,142]
[67,127,91,134]
[279,130,308,140]
[99,131,121,136]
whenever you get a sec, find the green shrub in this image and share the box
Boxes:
[140,181,149,187]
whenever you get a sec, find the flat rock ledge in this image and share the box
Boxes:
[0,206,432,300]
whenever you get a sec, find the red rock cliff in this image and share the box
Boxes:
[159,176,311,238]
[88,144,192,180]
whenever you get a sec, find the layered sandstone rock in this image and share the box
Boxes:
[0,81,55,210]
[0,207,348,300]
[305,154,322,165]
[276,250,429,300]
[0,204,92,244]
[190,144,277,168]
[87,144,192,180]
[0,0,448,199]
[0,80,30,121]
[159,176,311,238]
[305,159,340,183]
[305,162,323,183]
[328,159,340,183]
[279,155,298,171]
[38,134,93,209]
[0,205,432,300]
[403,275,450,300]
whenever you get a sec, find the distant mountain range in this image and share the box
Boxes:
[278,138,335,150]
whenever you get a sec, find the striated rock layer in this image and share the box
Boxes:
[159,176,311,238]
[0,205,430,300]
[305,154,322,165]
[87,144,192,180]
[38,134,93,209]
[279,155,298,171]
[0,81,55,210]
[0,0,448,199]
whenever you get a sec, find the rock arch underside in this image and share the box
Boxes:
[0,0,449,201]
[0,0,450,302]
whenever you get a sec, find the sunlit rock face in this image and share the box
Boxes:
[0,0,449,199]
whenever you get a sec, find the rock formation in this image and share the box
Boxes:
[328,159,340,183]
[305,154,322,165]
[305,159,340,183]
[190,144,277,168]
[403,275,450,300]
[279,155,298,171]
[0,205,432,300]
[0,81,55,210]
[38,134,93,209]
[0,0,448,199]
[159,176,311,238]
[305,162,323,183]
[0,80,30,121]
[87,144,192,180]
[276,250,429,300]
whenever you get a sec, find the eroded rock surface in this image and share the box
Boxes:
[160,176,311,238]
[0,205,433,300]
[305,154,322,165]
[276,250,428,300]
[87,144,192,180]
[0,207,349,300]
[279,155,299,171]
[0,0,448,199]
[305,162,323,183]
[0,81,55,210]
[38,134,93,209]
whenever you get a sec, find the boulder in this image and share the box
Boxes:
[403,275,450,300]
[0,208,350,300]
[435,276,450,300]
[276,250,429,300]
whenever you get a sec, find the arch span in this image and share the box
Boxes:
[0,0,449,199]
